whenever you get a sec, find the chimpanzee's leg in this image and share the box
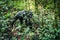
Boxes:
[19,16,23,24]
[29,19,32,26]
[25,18,32,26]
[25,19,29,26]
[28,19,33,29]
[11,15,19,26]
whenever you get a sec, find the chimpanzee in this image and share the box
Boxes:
[11,10,33,27]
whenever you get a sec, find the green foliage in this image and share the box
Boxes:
[0,0,60,40]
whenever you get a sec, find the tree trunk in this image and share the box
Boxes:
[54,0,58,27]
[57,0,60,20]
[35,0,38,13]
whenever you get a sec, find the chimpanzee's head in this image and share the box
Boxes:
[27,11,33,18]
[23,10,33,18]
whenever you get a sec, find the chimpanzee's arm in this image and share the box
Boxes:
[11,15,19,26]
[11,10,26,26]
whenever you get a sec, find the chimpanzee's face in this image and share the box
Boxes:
[23,10,33,19]
[27,11,33,18]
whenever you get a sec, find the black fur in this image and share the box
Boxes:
[11,10,33,26]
